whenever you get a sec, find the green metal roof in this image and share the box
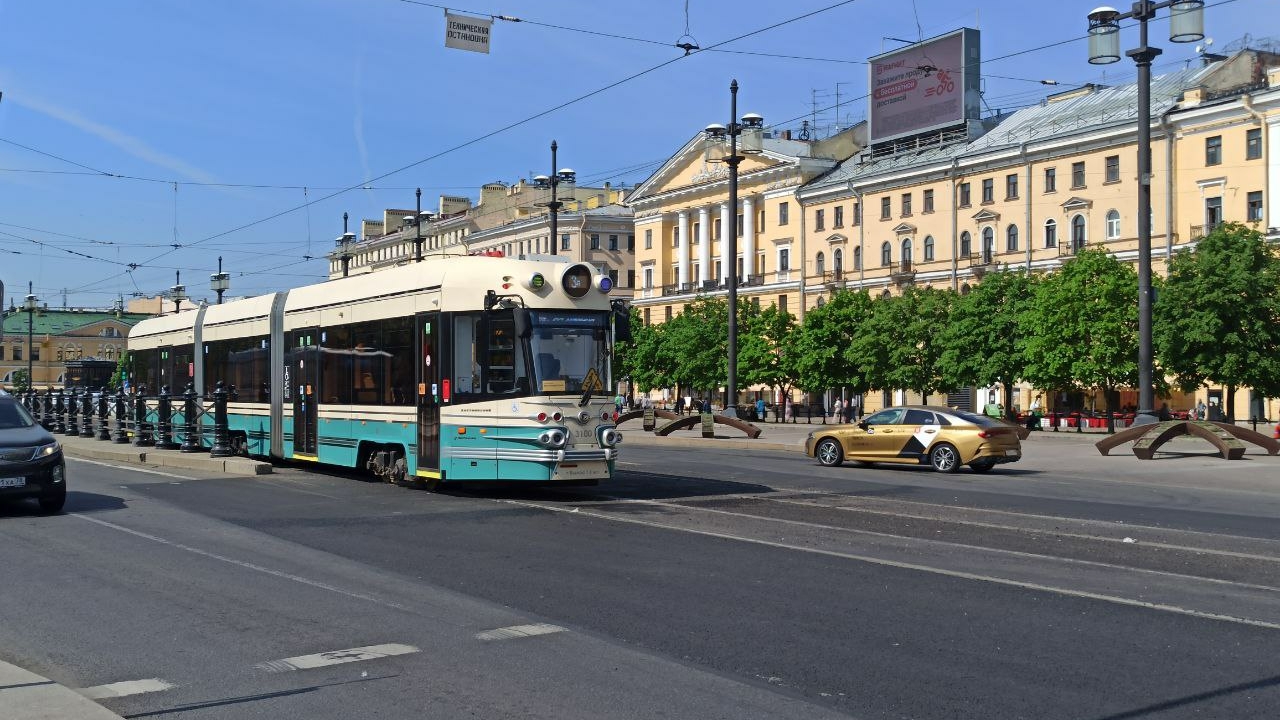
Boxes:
[0,309,152,336]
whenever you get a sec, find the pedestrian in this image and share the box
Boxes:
[1158,402,1172,421]
[755,397,766,422]
[1195,399,1206,421]
[842,401,855,424]
[675,396,685,416]
[832,398,843,420]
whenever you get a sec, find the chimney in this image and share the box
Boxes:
[781,130,792,140]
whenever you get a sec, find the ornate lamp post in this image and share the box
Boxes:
[170,271,187,315]
[703,80,765,416]
[533,141,576,256]
[415,187,424,262]
[210,256,230,304]
[1086,0,1204,423]
[23,283,37,389]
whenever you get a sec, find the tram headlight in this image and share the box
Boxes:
[599,427,621,448]
[539,429,567,449]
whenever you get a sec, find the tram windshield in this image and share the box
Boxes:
[527,310,612,396]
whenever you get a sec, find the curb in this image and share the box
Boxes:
[60,441,273,476]
[623,433,805,454]
[0,660,124,720]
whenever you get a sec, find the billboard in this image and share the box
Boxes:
[868,28,981,145]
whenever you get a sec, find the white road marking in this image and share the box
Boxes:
[79,678,174,699]
[476,623,566,641]
[256,643,419,672]
[68,456,198,481]
[71,514,408,611]
[497,498,1280,631]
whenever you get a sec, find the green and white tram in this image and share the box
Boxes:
[127,256,627,486]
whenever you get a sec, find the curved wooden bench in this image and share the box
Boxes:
[653,413,763,439]
[616,409,679,425]
[1097,420,1274,459]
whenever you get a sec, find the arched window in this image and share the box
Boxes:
[1106,209,1120,240]
[960,231,972,257]
[1072,214,1087,252]
[815,251,825,276]
[815,296,826,308]
[853,246,862,270]
[1006,224,1019,253]
[1044,219,1057,248]
[881,289,892,299]
[923,235,935,261]
[900,238,913,268]
[981,227,994,263]
[880,241,892,267]
[960,283,972,295]
[833,248,844,278]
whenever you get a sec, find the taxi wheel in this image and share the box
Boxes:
[929,443,961,474]
[970,459,996,473]
[815,438,844,467]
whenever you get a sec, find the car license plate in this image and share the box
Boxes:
[0,477,26,488]
[1005,449,1021,457]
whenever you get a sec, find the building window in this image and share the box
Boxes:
[1206,196,1223,230]
[853,202,861,226]
[0,346,4,360]
[627,234,635,251]
[814,209,825,231]
[923,235,935,261]
[609,269,619,285]
[958,182,971,207]
[589,234,600,250]
[900,238,912,267]
[12,347,21,361]
[1105,155,1120,183]
[1007,225,1019,253]
[815,251,826,276]
[1106,210,1121,240]
[609,234,618,251]
[692,223,700,244]
[713,218,722,240]
[665,306,672,321]
[960,231,972,257]
[645,229,653,249]
[981,227,994,263]
[880,242,891,266]
[561,233,571,250]
[923,189,934,213]
[853,246,862,270]
[902,193,913,217]
[833,206,844,228]
[643,307,651,325]
[1071,214,1087,252]
[1044,167,1057,193]
[1006,174,1018,200]
[759,209,766,231]
[644,267,653,289]
[833,248,843,276]
[779,202,790,226]
[779,295,788,314]
[1247,191,1263,222]
[1072,162,1086,189]
[1206,135,1222,166]
[1044,218,1057,248]
[880,196,891,220]
[737,213,744,236]
[627,269,635,287]
[672,228,679,247]
[1246,128,1262,160]
[981,178,994,204]
[778,248,790,272]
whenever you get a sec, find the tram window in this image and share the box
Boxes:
[452,315,480,396]
[353,324,383,405]
[383,317,414,406]
[321,326,353,404]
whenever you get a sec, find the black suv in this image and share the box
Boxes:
[0,394,66,513]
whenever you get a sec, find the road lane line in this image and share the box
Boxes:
[67,457,198,481]
[476,623,566,641]
[497,498,1280,631]
[255,643,419,672]
[70,514,408,611]
[79,678,174,699]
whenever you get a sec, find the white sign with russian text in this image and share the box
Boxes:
[444,12,491,54]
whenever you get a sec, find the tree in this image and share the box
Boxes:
[661,296,729,403]
[1022,249,1139,422]
[938,270,1037,412]
[1155,222,1280,421]
[856,286,954,403]
[12,368,30,394]
[738,302,799,406]
[792,289,875,396]
[109,352,132,392]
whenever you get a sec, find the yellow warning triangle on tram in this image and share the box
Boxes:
[582,368,603,392]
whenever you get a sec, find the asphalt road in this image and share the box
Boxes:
[3,443,1280,719]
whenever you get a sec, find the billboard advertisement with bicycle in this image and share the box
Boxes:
[868,28,981,145]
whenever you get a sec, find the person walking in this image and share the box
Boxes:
[832,398,843,421]
[675,396,685,416]
[755,397,766,422]
[1195,399,1206,421]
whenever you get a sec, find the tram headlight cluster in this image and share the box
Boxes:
[599,427,622,448]
[539,429,567,449]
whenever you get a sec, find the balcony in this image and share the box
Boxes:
[810,270,847,289]
[889,259,916,285]
[968,252,995,277]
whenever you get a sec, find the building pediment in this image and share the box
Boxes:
[826,233,848,245]
[971,209,1000,223]
[1061,196,1093,211]
[891,222,916,235]
[627,133,802,205]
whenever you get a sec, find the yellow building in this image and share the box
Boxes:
[0,304,151,389]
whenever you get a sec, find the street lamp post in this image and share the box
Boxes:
[210,256,230,304]
[533,141,576,257]
[23,282,37,390]
[703,80,765,416]
[336,213,355,278]
[170,270,187,315]
[1086,0,1204,423]
[415,187,424,263]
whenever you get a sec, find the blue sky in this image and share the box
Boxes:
[0,0,1264,306]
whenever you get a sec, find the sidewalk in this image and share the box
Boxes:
[55,433,272,475]
[0,660,124,720]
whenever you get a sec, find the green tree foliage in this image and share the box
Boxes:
[792,289,875,394]
[109,351,132,391]
[1155,222,1280,420]
[662,296,729,397]
[854,286,954,401]
[618,310,669,393]
[738,302,799,402]
[1022,249,1138,407]
[12,368,30,393]
[938,270,1037,410]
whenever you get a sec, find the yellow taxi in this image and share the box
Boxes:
[805,405,1022,473]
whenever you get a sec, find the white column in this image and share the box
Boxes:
[697,206,711,286]
[677,210,690,288]
[719,201,731,284]
[742,196,756,282]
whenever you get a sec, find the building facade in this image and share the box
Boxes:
[0,306,151,389]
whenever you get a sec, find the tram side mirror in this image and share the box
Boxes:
[612,301,633,343]
[512,308,532,339]
[857,421,869,431]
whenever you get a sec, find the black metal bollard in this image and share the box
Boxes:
[97,389,111,440]
[53,389,66,434]
[80,388,96,438]
[154,386,179,450]
[42,388,53,430]
[210,381,233,457]
[133,393,154,447]
[1076,413,1083,434]
[180,383,202,453]
[113,388,130,444]
[66,388,80,436]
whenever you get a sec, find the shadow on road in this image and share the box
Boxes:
[0,490,126,518]
[1086,673,1280,720]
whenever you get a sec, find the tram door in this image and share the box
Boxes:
[288,328,320,457]
[416,313,441,477]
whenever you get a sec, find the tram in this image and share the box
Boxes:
[127,256,627,487]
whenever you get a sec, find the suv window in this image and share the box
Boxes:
[0,399,35,430]
[864,408,905,425]
[903,409,936,426]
